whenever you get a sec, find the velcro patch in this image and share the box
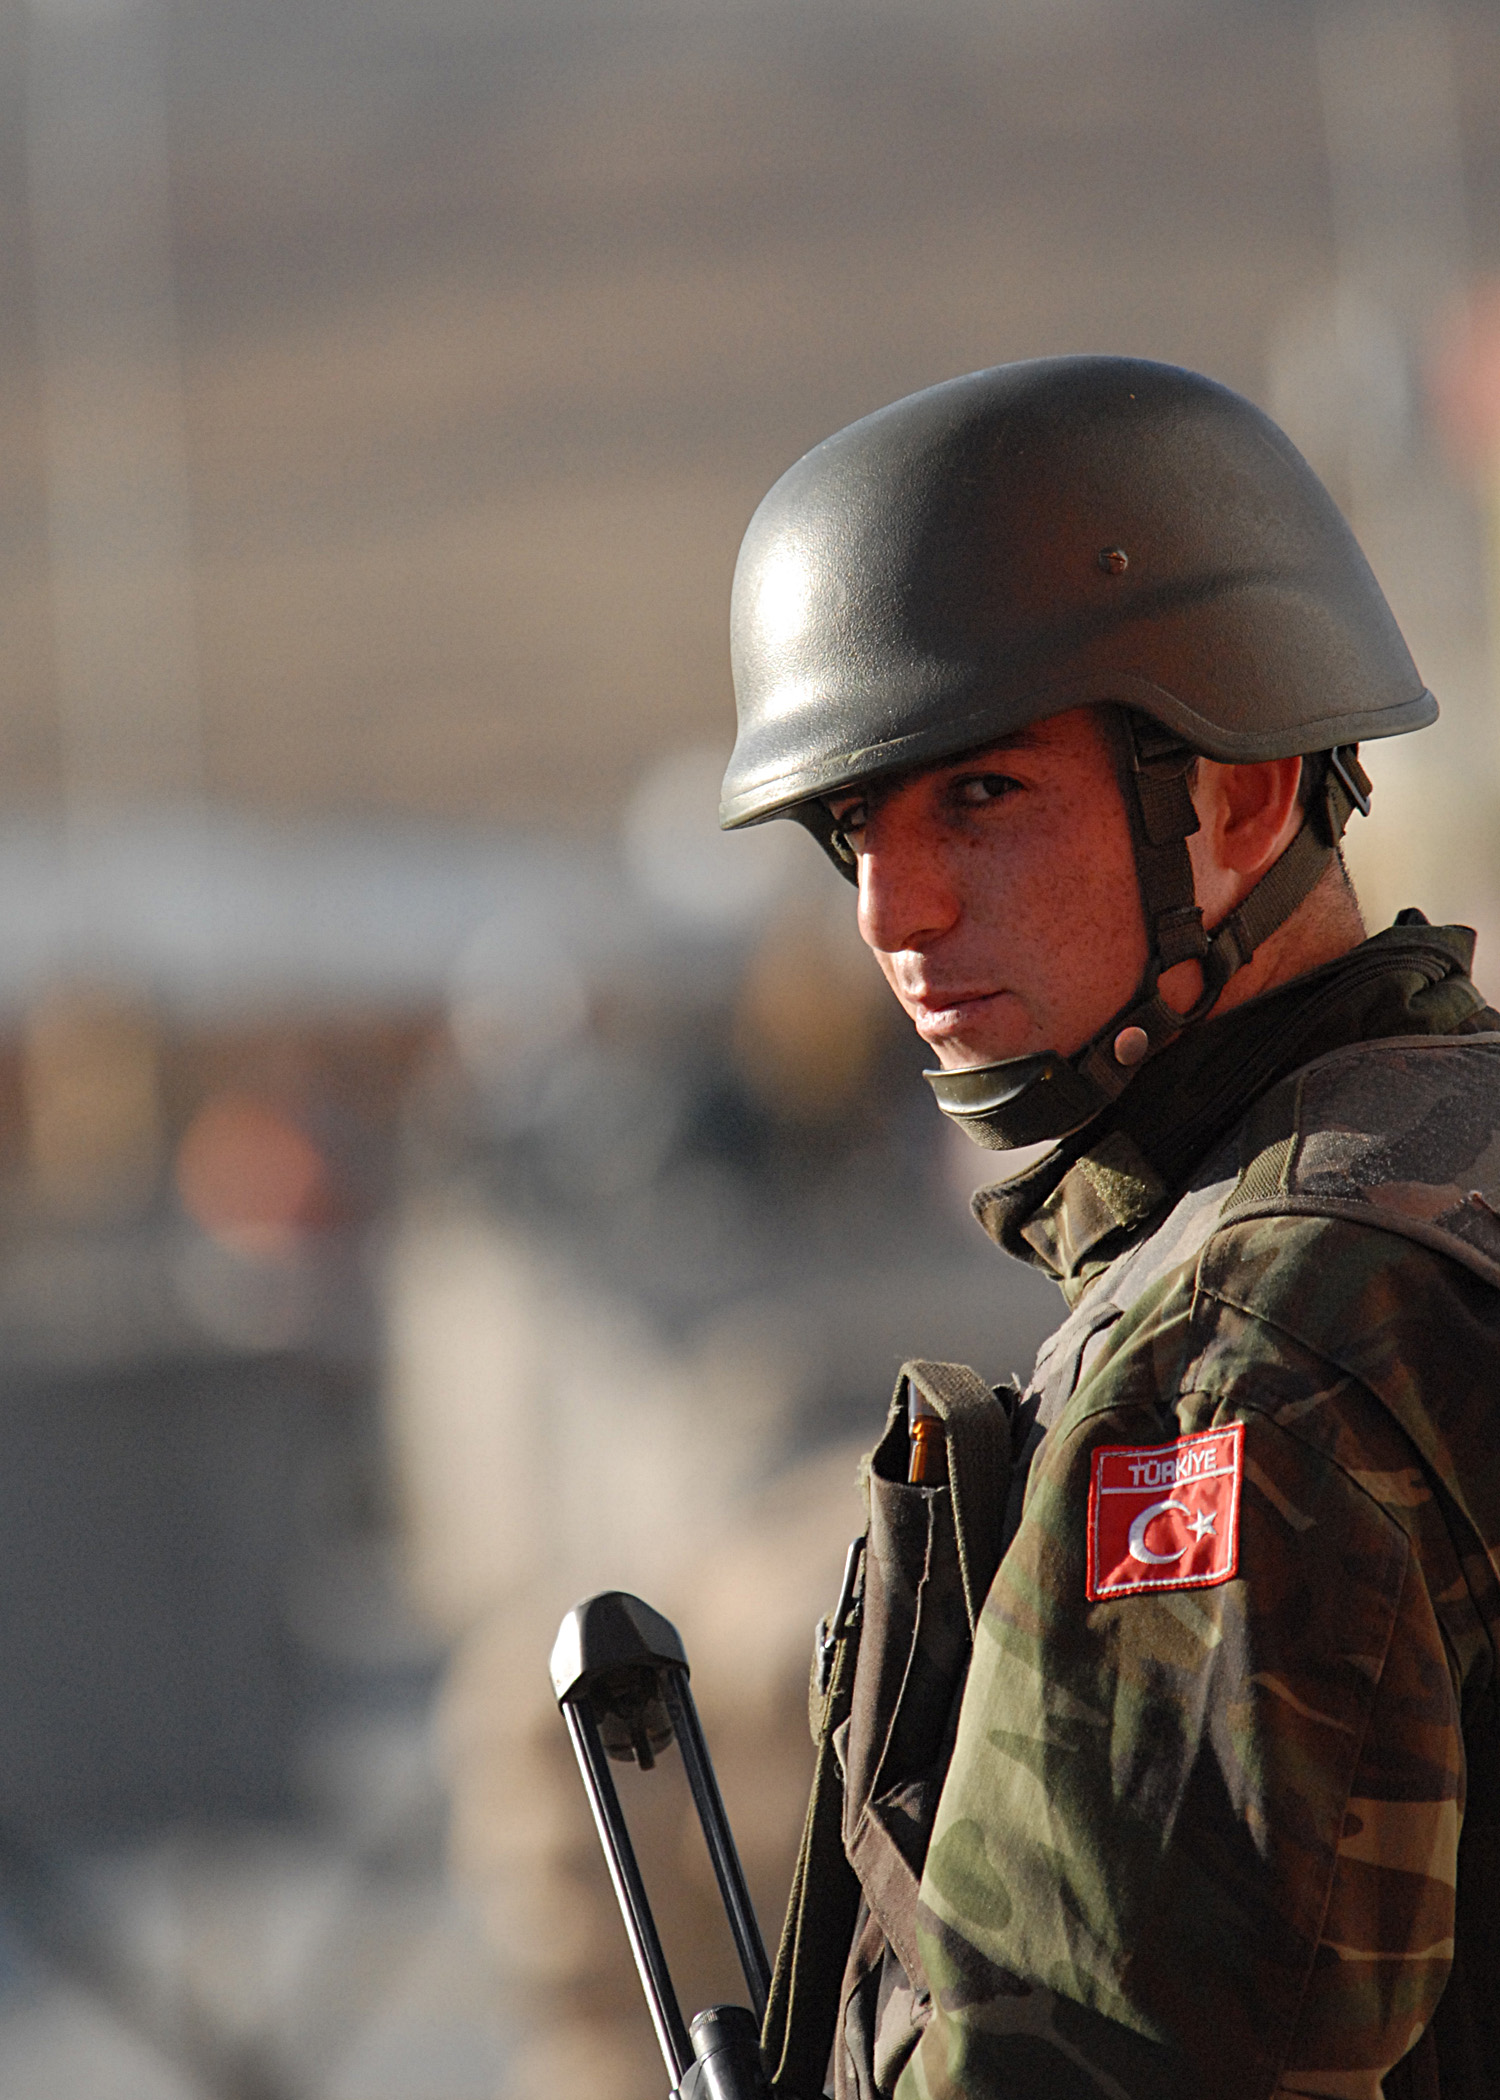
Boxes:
[1087,1424,1243,1601]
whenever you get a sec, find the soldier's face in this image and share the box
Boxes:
[824,707,1148,1069]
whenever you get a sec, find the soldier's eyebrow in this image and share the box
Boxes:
[823,728,1053,819]
[947,727,1048,762]
[901,731,1048,785]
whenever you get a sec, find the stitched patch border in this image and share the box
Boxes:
[1086,1424,1244,1601]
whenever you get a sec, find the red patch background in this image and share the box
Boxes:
[1087,1424,1243,1600]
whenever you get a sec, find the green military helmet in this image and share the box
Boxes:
[722,355,1433,838]
[721,357,1436,1149]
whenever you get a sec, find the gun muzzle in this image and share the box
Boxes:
[550,1592,772,2099]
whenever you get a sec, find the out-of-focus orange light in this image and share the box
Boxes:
[174,1093,335,1255]
[1430,283,1500,468]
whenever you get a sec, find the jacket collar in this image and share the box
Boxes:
[972,918,1493,1303]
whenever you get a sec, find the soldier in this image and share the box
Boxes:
[721,358,1500,2100]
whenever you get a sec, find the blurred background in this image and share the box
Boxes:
[0,0,1497,2093]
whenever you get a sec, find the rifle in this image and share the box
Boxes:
[550,1592,773,2099]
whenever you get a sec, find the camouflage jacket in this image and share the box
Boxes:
[840,921,1500,2100]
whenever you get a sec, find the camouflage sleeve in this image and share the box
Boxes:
[894,1219,1495,2100]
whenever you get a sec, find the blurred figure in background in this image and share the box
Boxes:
[391,752,1059,2097]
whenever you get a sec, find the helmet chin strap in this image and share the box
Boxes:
[924,717,1372,1152]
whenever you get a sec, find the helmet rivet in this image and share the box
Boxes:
[1113,1025,1150,1067]
[1098,546,1129,575]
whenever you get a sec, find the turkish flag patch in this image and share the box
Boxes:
[1086,1424,1243,1601]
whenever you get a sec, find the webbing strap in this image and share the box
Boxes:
[1200,816,1332,991]
[1125,718,1208,972]
[762,1600,861,2098]
[1133,729,1370,1016]
[1156,742,1368,1030]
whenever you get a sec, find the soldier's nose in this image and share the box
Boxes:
[856,815,961,958]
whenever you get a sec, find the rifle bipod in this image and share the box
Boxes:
[550,1592,772,2099]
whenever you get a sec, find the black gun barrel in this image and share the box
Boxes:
[662,1671,771,2023]
[561,1695,693,2080]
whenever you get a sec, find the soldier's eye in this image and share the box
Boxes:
[955,773,1019,806]
[827,798,867,834]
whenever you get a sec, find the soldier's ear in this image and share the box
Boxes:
[1195,757,1304,878]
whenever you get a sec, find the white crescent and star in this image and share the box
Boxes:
[1126,1499,1217,1566]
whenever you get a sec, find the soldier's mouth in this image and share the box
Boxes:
[905,988,1009,1039]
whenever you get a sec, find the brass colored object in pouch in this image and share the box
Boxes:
[906,1372,949,1484]
[907,1414,947,1485]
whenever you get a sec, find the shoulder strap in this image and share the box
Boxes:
[762,1549,862,2098]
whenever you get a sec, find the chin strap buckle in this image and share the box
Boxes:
[1328,745,1372,824]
